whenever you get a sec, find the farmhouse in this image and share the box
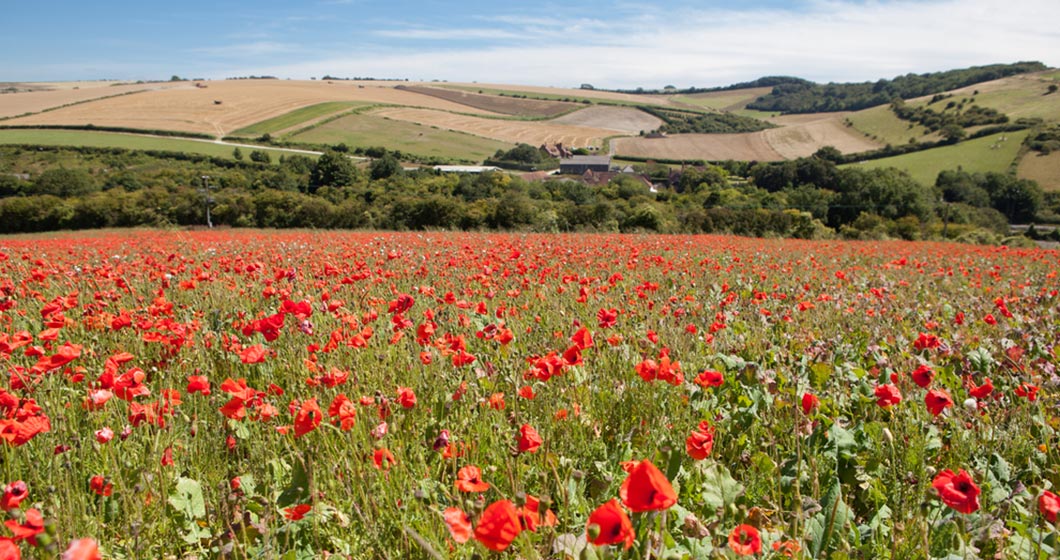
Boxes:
[560,155,611,175]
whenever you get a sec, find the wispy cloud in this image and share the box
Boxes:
[191,42,303,58]
[235,0,1060,88]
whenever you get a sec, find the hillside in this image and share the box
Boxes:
[1,64,1056,182]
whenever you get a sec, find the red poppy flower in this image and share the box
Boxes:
[685,421,715,460]
[239,344,267,364]
[1016,383,1040,402]
[597,308,618,328]
[455,465,490,492]
[587,498,634,549]
[728,524,762,555]
[283,504,311,520]
[518,424,543,454]
[89,475,112,497]
[293,398,321,437]
[620,459,677,512]
[932,469,980,513]
[396,386,417,408]
[925,389,953,416]
[1039,490,1060,523]
[373,448,396,471]
[0,481,28,510]
[911,365,935,388]
[571,327,594,350]
[62,538,101,560]
[801,392,820,415]
[488,392,506,410]
[968,378,993,399]
[186,375,211,395]
[694,369,724,388]
[913,332,941,351]
[519,495,557,531]
[875,384,902,408]
[328,394,356,431]
[443,507,472,543]
[474,500,522,552]
[772,539,802,557]
[5,507,44,542]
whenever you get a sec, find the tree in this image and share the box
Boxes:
[812,146,843,163]
[982,173,1042,222]
[369,154,403,181]
[32,168,99,197]
[940,123,967,143]
[249,150,272,164]
[311,151,359,188]
[232,147,244,161]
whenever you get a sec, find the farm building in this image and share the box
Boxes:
[432,165,503,173]
[560,155,611,175]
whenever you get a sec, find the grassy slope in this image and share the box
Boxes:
[844,130,1029,185]
[0,129,306,160]
[229,102,370,137]
[290,113,512,161]
[844,105,938,146]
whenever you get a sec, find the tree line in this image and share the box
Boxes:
[746,62,1047,114]
[0,144,1053,244]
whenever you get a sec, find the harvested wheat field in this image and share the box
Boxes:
[1018,151,1060,191]
[370,107,613,147]
[674,86,773,111]
[552,106,663,134]
[3,80,500,137]
[396,85,577,117]
[615,113,880,161]
[763,113,880,158]
[442,82,684,107]
[614,132,784,161]
[0,82,186,119]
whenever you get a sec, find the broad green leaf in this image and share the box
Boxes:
[168,477,206,520]
[277,458,310,508]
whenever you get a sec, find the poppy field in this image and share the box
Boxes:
[0,230,1058,559]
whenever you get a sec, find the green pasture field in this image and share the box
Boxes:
[844,129,1030,185]
[290,113,512,162]
[0,129,308,160]
[845,105,938,146]
[230,102,370,137]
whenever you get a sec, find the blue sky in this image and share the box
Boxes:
[3,0,1057,88]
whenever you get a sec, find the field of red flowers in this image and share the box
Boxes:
[0,229,1057,559]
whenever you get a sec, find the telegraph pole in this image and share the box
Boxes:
[199,175,215,228]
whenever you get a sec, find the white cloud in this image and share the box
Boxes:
[225,0,1060,88]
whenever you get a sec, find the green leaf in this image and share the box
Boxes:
[699,463,745,512]
[277,457,310,508]
[807,478,853,558]
[810,362,833,389]
[168,477,206,520]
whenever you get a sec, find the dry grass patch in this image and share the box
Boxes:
[1018,151,1060,191]
[552,106,663,135]
[763,113,881,158]
[614,133,784,161]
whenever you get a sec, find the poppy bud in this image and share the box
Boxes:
[882,428,894,446]
[963,398,977,412]
[586,523,601,540]
[571,470,584,481]
[514,491,526,506]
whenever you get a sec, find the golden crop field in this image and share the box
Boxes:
[614,112,879,161]
[0,82,186,119]
[3,80,502,137]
